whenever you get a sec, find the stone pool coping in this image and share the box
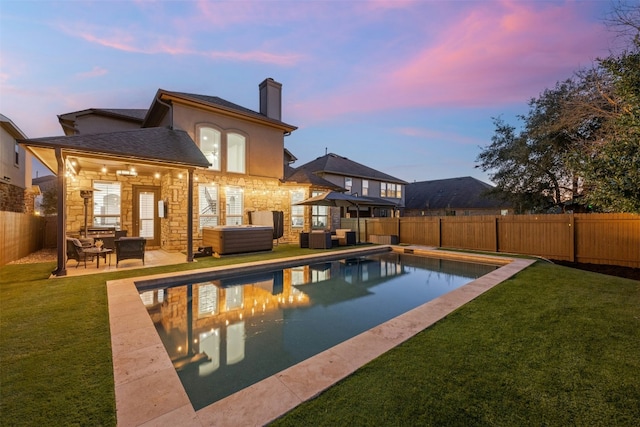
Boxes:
[107,246,535,426]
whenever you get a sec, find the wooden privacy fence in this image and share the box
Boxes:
[345,214,640,268]
[0,211,46,266]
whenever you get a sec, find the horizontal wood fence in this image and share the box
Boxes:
[342,213,639,268]
[0,211,46,266]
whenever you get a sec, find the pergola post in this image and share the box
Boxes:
[53,147,67,276]
[186,168,194,262]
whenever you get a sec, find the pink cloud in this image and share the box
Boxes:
[58,24,302,65]
[294,0,611,121]
[75,66,108,79]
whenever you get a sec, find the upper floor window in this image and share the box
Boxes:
[93,181,121,228]
[380,182,401,198]
[198,126,221,171]
[362,180,369,196]
[345,177,352,192]
[14,142,19,166]
[227,133,246,174]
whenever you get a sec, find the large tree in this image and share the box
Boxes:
[477,2,640,213]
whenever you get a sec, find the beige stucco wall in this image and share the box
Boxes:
[172,104,286,180]
[73,115,142,134]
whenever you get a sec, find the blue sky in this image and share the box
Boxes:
[0,0,617,183]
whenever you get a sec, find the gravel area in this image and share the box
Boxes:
[7,248,58,264]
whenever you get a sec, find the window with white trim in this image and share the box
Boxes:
[93,181,121,227]
[311,191,328,229]
[198,126,221,171]
[14,142,19,166]
[380,182,402,198]
[225,186,243,225]
[362,180,369,196]
[290,190,304,228]
[198,183,219,230]
[227,133,246,173]
[345,177,352,192]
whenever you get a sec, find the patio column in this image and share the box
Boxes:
[186,168,194,262]
[53,147,67,276]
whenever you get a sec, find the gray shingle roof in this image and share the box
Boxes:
[157,90,297,131]
[404,176,509,210]
[295,153,406,183]
[284,164,345,190]
[20,127,210,168]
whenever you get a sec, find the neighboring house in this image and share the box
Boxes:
[288,153,406,229]
[20,78,346,274]
[403,176,512,216]
[0,114,35,213]
[32,174,58,216]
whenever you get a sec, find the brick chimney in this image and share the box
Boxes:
[259,78,282,121]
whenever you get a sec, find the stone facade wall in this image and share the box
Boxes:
[64,169,312,252]
[0,181,25,212]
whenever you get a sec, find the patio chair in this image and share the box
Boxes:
[114,237,146,267]
[66,237,92,268]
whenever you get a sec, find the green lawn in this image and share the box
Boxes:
[1,248,638,426]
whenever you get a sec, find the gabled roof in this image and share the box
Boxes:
[0,113,28,139]
[295,153,406,184]
[284,164,344,190]
[404,176,509,210]
[144,89,297,133]
[58,108,147,123]
[19,127,210,169]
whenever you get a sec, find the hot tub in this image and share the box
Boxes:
[202,225,273,255]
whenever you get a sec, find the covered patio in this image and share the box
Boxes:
[19,127,211,277]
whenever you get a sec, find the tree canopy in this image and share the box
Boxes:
[476,2,640,213]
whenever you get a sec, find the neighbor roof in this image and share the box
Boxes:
[296,153,406,184]
[284,164,345,190]
[404,176,509,210]
[19,127,210,168]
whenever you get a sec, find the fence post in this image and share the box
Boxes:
[438,217,442,247]
[569,214,575,262]
[494,216,499,253]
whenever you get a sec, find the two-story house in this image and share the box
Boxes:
[288,153,406,229]
[21,78,346,275]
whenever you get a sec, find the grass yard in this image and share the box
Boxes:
[1,248,638,426]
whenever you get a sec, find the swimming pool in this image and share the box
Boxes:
[136,250,498,410]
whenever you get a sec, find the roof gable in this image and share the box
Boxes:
[296,153,406,184]
[144,89,297,132]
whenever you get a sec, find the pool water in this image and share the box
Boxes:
[138,251,497,410]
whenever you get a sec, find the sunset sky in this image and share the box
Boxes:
[0,0,617,183]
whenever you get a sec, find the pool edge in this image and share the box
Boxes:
[107,247,535,426]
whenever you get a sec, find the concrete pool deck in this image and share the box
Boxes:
[107,246,535,426]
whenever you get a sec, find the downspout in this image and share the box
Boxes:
[53,147,67,276]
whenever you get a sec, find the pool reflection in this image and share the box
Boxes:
[138,252,496,409]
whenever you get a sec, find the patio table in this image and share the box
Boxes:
[83,248,113,268]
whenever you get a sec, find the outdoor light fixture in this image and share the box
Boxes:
[101,165,107,173]
[79,188,95,238]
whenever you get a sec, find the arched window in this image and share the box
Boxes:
[226,132,245,174]
[198,126,221,171]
